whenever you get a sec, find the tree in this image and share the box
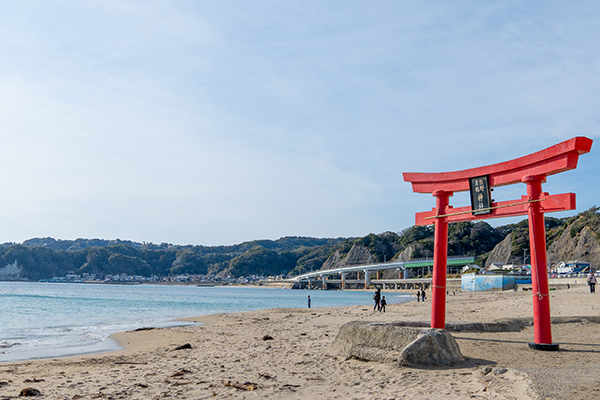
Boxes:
[169,249,208,275]
[223,246,297,277]
[106,254,152,276]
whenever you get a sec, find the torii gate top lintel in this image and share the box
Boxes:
[403,136,593,194]
[403,136,593,226]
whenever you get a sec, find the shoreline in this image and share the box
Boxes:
[0,290,415,364]
[2,284,411,364]
[0,320,204,364]
[1,287,600,399]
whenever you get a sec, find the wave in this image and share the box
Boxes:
[0,341,21,349]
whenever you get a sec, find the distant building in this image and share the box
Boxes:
[462,272,531,291]
[554,260,590,275]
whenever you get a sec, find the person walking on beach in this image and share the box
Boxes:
[420,290,426,302]
[587,272,597,293]
[379,296,387,312]
[307,295,311,308]
[373,288,381,311]
[416,291,421,302]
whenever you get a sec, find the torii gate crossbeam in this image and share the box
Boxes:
[403,136,593,350]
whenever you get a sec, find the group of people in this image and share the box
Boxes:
[310,286,429,311]
[310,271,597,310]
[372,288,387,312]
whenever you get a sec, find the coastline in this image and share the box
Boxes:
[1,287,600,399]
[1,284,400,364]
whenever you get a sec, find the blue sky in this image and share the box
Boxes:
[0,1,598,246]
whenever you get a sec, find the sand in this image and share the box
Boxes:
[1,285,600,400]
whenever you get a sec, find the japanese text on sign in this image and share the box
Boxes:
[469,175,492,215]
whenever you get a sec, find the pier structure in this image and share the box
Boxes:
[287,256,474,290]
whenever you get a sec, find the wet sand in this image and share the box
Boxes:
[1,285,599,399]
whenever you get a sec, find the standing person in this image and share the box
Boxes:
[373,288,381,311]
[421,290,426,302]
[379,296,387,312]
[416,291,421,302]
[307,295,311,308]
[588,272,597,293]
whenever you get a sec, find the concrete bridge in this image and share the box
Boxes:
[287,256,474,290]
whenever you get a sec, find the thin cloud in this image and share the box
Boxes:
[0,1,598,245]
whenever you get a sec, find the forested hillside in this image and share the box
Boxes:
[1,207,598,281]
[0,237,344,281]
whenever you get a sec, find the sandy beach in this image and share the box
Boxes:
[1,285,600,400]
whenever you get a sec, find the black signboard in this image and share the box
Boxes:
[469,175,492,215]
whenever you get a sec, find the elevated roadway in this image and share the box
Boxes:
[287,256,474,290]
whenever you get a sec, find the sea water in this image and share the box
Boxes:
[0,282,412,362]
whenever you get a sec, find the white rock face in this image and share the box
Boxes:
[485,233,512,268]
[0,260,23,280]
[321,250,342,270]
[341,244,375,267]
[320,245,375,271]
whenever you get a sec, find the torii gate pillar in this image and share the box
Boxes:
[431,190,451,329]
[523,175,552,345]
[404,137,593,350]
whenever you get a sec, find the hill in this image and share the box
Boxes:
[0,236,345,281]
[0,207,598,281]
[485,206,600,268]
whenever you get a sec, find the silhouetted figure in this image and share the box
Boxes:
[379,296,387,312]
[373,288,381,311]
[307,295,311,308]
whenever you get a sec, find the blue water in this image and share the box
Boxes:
[0,282,412,361]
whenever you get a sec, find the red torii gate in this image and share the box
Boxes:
[403,136,593,350]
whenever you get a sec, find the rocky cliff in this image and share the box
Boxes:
[485,234,512,268]
[321,244,375,270]
[483,207,600,268]
[0,260,23,280]
[548,226,600,267]
[380,245,414,279]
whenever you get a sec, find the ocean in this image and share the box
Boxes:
[0,282,413,362]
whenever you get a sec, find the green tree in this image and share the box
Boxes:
[106,254,152,276]
[169,249,208,275]
[223,246,297,277]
